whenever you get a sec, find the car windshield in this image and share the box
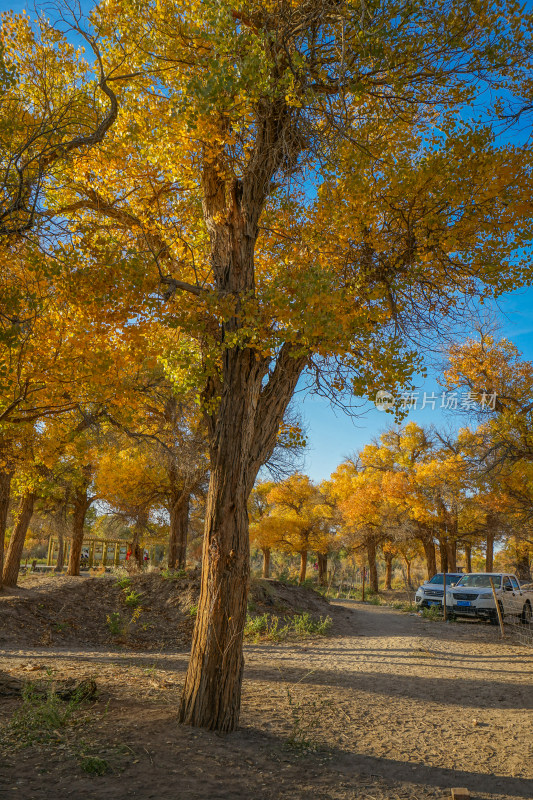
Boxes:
[428,573,462,585]
[455,574,502,589]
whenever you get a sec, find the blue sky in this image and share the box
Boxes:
[298,285,533,481]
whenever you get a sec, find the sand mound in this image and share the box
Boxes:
[0,573,334,651]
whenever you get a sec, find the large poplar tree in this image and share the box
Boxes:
[10,0,533,730]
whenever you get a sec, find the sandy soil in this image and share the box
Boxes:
[0,594,532,800]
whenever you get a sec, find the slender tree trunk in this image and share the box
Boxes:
[0,468,13,592]
[384,551,393,590]
[367,539,378,593]
[317,552,327,586]
[405,558,412,589]
[298,550,308,584]
[465,543,472,573]
[55,528,65,572]
[67,478,92,577]
[2,492,35,587]
[168,493,190,570]
[485,530,494,572]
[421,535,437,580]
[261,547,270,578]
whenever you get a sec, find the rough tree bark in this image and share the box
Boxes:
[177,112,307,729]
[2,492,35,587]
[168,492,190,570]
[384,551,393,590]
[420,532,437,580]
[317,552,327,586]
[0,468,13,591]
[367,539,379,593]
[67,468,93,576]
[261,547,270,578]
[447,540,457,572]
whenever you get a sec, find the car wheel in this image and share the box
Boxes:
[521,601,532,625]
[489,610,499,625]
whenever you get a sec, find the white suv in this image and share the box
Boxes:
[415,572,464,609]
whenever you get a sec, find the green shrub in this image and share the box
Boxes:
[244,611,332,642]
[80,756,109,776]
[123,590,142,608]
[106,612,124,635]
[389,601,418,613]
[115,576,131,590]
[422,605,441,621]
[292,612,332,636]
[161,568,187,581]
[10,683,89,745]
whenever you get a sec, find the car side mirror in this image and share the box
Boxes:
[450,582,456,587]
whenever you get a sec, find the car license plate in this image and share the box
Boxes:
[457,601,471,607]
[427,600,440,606]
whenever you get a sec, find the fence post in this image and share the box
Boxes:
[489,577,505,638]
[443,571,447,621]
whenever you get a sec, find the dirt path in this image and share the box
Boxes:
[1,601,532,800]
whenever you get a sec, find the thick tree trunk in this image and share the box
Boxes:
[0,468,13,592]
[168,493,190,570]
[178,344,304,731]
[485,530,494,572]
[178,447,252,731]
[421,535,437,580]
[464,543,472,573]
[67,480,92,577]
[2,492,35,587]
[447,539,457,572]
[178,144,306,731]
[438,537,448,572]
[384,551,393,590]
[261,547,270,578]
[317,552,327,586]
[512,537,530,582]
[367,539,378,593]
[298,550,308,584]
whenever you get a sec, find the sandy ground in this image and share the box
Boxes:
[0,599,532,800]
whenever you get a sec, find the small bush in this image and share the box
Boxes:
[123,590,142,608]
[10,683,90,745]
[188,604,198,617]
[292,612,332,636]
[390,601,418,613]
[106,612,124,636]
[421,605,441,621]
[115,576,131,590]
[244,612,332,642]
[286,686,331,753]
[80,756,109,776]
[161,568,187,581]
